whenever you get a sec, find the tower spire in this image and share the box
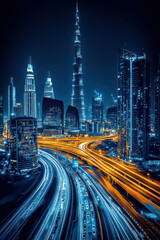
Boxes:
[24,57,36,118]
[10,76,13,85]
[76,0,78,12]
[71,0,86,130]
[29,56,32,65]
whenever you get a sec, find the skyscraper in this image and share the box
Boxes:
[37,102,42,129]
[0,96,3,135]
[8,77,16,119]
[71,1,86,130]
[9,117,38,172]
[107,106,117,130]
[44,71,55,99]
[14,103,22,117]
[65,105,79,130]
[24,57,37,118]
[117,49,150,161]
[37,102,42,120]
[42,97,64,136]
[155,57,160,138]
[92,91,103,122]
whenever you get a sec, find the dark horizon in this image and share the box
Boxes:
[0,0,160,115]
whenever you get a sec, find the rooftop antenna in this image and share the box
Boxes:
[76,0,78,11]
[48,71,51,78]
[29,56,32,65]
[10,76,13,84]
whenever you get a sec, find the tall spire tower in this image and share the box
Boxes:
[24,56,37,118]
[71,0,86,130]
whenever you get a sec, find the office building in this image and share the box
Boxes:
[107,106,117,130]
[155,57,160,138]
[24,57,37,118]
[86,104,92,120]
[0,96,3,135]
[117,49,150,161]
[14,103,22,117]
[92,90,103,122]
[8,77,16,119]
[44,71,55,99]
[71,1,86,130]
[37,102,42,129]
[65,105,79,130]
[42,97,64,135]
[9,117,38,172]
[85,121,95,135]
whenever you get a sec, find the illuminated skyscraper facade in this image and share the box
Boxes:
[65,105,79,130]
[92,91,103,122]
[71,1,86,130]
[44,72,55,99]
[107,106,117,130]
[8,77,16,119]
[42,97,64,135]
[155,58,160,138]
[15,103,22,117]
[9,117,38,172]
[0,96,3,135]
[24,57,37,118]
[117,49,150,161]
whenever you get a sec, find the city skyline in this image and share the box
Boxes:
[0,1,160,239]
[0,0,160,115]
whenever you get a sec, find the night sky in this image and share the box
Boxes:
[0,0,160,116]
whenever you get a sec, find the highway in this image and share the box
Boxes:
[49,150,144,240]
[0,150,72,240]
[31,150,72,240]
[38,136,160,239]
[1,133,160,239]
[79,168,143,240]
[52,150,102,240]
[0,156,53,240]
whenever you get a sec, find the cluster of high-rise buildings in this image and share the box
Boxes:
[0,1,160,174]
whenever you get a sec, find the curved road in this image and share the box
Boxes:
[0,150,72,240]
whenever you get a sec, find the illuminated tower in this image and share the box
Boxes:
[71,1,86,130]
[8,77,16,119]
[117,49,150,161]
[155,57,160,138]
[92,91,103,122]
[44,71,55,99]
[0,96,3,135]
[24,57,37,118]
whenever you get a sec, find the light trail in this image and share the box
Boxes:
[38,135,160,239]
[0,157,53,240]
[32,149,71,240]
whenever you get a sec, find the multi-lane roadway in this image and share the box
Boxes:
[1,134,160,239]
[0,150,72,240]
[38,135,160,239]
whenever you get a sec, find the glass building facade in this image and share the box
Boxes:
[92,91,103,122]
[107,106,117,131]
[42,97,64,135]
[9,117,38,172]
[155,59,160,138]
[8,77,16,119]
[15,103,22,117]
[0,96,3,135]
[65,105,79,130]
[117,49,150,161]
